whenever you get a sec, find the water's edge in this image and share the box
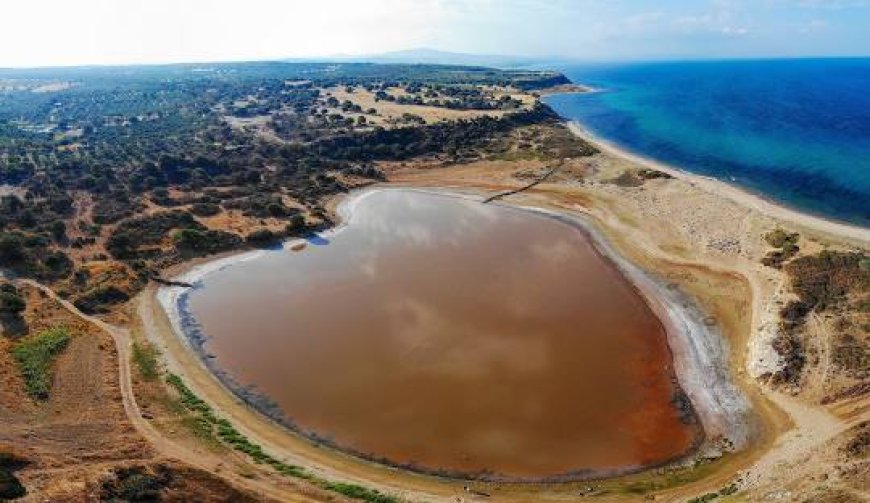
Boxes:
[559,118,870,243]
[541,89,870,234]
[155,187,753,482]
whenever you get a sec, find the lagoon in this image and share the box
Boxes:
[175,189,700,479]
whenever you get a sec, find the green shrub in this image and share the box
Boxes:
[687,493,718,503]
[73,285,130,314]
[189,202,221,217]
[785,251,870,312]
[719,483,738,496]
[285,214,307,235]
[173,228,242,256]
[100,466,170,502]
[132,342,159,381]
[164,373,399,501]
[687,483,739,503]
[245,229,277,247]
[0,289,26,315]
[764,228,798,249]
[318,482,400,503]
[11,327,71,399]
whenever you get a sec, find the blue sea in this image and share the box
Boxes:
[543,58,870,226]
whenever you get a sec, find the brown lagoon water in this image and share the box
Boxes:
[182,189,699,479]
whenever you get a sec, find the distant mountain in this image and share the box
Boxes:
[294,48,548,69]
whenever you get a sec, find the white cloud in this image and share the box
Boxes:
[0,0,866,67]
[792,0,869,8]
[0,0,452,67]
[721,26,750,35]
[799,18,831,32]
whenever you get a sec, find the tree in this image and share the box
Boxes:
[286,214,307,235]
[0,291,26,315]
[50,221,66,242]
[0,234,25,264]
[246,229,277,247]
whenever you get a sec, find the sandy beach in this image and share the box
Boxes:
[566,121,870,245]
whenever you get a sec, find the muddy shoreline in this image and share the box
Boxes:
[153,187,752,483]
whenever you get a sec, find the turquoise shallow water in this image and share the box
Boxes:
[544,59,870,226]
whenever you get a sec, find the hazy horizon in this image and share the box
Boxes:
[3,49,870,73]
[2,0,869,69]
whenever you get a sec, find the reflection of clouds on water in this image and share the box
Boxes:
[529,238,578,265]
[383,296,443,351]
[357,249,379,279]
[383,295,550,379]
[183,187,709,475]
[345,190,508,280]
[352,190,505,252]
[341,189,599,323]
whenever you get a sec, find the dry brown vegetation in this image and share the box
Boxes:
[0,285,151,498]
[96,462,261,503]
[769,251,870,402]
[0,285,276,501]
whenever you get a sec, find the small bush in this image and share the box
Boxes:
[318,482,400,503]
[163,373,400,502]
[73,285,130,314]
[785,251,869,312]
[173,228,242,256]
[0,449,28,499]
[686,483,739,503]
[687,493,718,503]
[0,283,27,315]
[765,228,799,249]
[11,327,71,399]
[609,170,644,187]
[285,214,307,235]
[719,483,738,496]
[0,469,26,500]
[189,202,221,217]
[132,342,159,381]
[245,229,278,247]
[101,466,171,502]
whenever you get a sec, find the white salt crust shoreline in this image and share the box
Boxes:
[527,205,754,451]
[156,187,752,473]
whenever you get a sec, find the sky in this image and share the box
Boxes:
[1,0,868,67]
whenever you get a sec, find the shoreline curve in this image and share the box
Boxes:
[154,187,753,483]
[563,121,870,245]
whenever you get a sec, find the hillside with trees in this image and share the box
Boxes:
[0,62,594,310]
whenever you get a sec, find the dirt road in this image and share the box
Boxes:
[17,278,322,503]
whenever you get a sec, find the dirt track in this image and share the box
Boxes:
[17,279,324,502]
